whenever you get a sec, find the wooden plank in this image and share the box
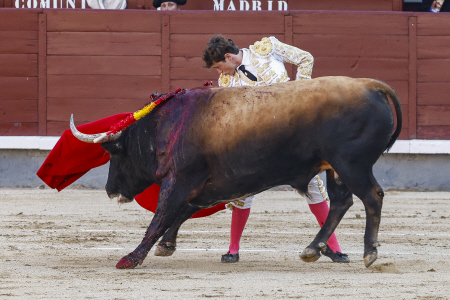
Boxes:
[311,57,408,81]
[417,106,450,126]
[392,0,403,11]
[47,75,161,99]
[417,36,450,59]
[0,31,38,54]
[417,82,450,105]
[408,16,417,139]
[284,15,294,81]
[397,131,409,140]
[46,122,69,136]
[418,59,450,83]
[0,99,38,122]
[417,14,450,36]
[293,34,409,58]
[292,12,409,35]
[47,56,161,76]
[38,13,47,136]
[46,10,161,32]
[47,98,149,122]
[417,126,450,140]
[170,57,224,80]
[47,32,161,56]
[161,14,170,93]
[170,12,285,34]
[284,17,293,46]
[0,54,37,77]
[0,10,40,31]
[170,34,285,57]
[0,123,38,136]
[0,77,38,100]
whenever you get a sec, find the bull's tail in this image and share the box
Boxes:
[370,79,403,152]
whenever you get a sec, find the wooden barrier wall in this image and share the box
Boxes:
[1,0,403,11]
[0,9,449,139]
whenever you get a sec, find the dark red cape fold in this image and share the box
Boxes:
[36,113,226,218]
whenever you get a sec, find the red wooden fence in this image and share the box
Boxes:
[1,0,403,11]
[0,9,449,139]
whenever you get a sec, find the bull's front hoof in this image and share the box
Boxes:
[116,256,142,269]
[154,244,176,257]
[300,247,321,263]
[364,250,378,268]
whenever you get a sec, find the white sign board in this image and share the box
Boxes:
[213,0,288,10]
[15,0,86,8]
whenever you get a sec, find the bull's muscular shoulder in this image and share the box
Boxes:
[192,77,378,153]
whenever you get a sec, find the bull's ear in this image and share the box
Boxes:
[101,140,124,155]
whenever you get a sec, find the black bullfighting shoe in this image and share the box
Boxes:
[221,252,239,263]
[321,248,350,263]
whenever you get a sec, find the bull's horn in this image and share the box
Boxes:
[70,114,122,143]
[93,131,122,143]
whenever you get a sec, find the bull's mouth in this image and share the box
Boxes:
[108,193,134,204]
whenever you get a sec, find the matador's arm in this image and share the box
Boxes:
[269,36,314,80]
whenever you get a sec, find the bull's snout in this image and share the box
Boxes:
[118,194,133,204]
[107,192,120,200]
[107,191,133,204]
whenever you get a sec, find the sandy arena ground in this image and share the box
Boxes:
[1,188,449,299]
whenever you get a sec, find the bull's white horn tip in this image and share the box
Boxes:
[93,134,108,143]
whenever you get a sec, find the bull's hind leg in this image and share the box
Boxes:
[319,166,383,268]
[349,173,384,268]
[116,178,201,269]
[300,170,353,263]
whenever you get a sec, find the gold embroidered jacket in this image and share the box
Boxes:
[218,36,314,87]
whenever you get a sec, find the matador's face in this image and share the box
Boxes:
[211,54,240,76]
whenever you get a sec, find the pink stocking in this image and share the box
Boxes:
[228,207,251,254]
[308,201,341,253]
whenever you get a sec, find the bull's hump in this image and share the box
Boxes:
[195,78,360,151]
[195,77,369,152]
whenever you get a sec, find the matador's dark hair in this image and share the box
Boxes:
[202,35,240,68]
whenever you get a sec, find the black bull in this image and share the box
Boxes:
[72,76,402,269]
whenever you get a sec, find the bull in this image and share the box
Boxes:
[71,76,402,269]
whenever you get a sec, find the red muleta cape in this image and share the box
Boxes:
[36,113,226,218]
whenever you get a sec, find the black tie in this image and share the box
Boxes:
[238,65,257,82]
